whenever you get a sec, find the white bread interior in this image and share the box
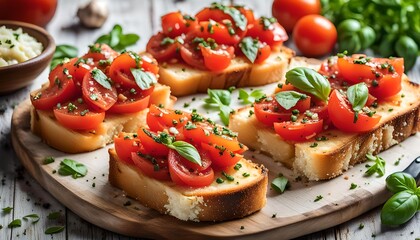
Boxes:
[158,46,294,96]
[31,84,174,153]
[229,58,420,180]
[108,148,268,222]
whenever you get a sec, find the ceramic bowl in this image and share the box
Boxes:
[0,20,55,94]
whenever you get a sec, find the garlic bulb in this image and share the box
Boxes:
[77,0,109,28]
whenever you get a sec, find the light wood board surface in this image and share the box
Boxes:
[1,0,420,239]
[11,98,420,239]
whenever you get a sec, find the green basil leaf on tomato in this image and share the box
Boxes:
[275,91,307,110]
[386,172,417,194]
[91,69,112,90]
[130,68,157,90]
[285,67,331,102]
[167,141,202,166]
[239,37,259,63]
[210,2,247,31]
[346,82,368,122]
[381,190,419,226]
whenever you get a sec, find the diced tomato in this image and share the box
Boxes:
[147,105,191,132]
[168,150,215,187]
[31,77,78,111]
[274,119,323,141]
[53,100,105,130]
[254,43,271,64]
[161,11,198,38]
[107,87,151,114]
[131,152,171,181]
[328,89,381,132]
[114,133,142,165]
[253,96,311,126]
[82,70,117,111]
[246,18,288,47]
[83,43,119,62]
[199,44,234,71]
[146,32,180,62]
[49,58,92,89]
[137,129,170,157]
[201,143,241,169]
[195,21,241,45]
[179,41,206,70]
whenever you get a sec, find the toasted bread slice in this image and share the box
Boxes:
[229,59,420,180]
[158,46,294,96]
[108,148,268,222]
[31,84,174,153]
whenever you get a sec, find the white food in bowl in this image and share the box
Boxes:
[0,26,43,67]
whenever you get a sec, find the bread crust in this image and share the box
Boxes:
[158,46,294,96]
[230,75,420,181]
[108,149,268,222]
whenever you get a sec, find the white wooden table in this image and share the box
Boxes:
[0,0,419,239]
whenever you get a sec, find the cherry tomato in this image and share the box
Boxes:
[107,88,151,114]
[131,152,171,181]
[161,11,198,38]
[82,70,117,111]
[201,143,241,170]
[272,0,321,33]
[53,100,105,130]
[83,43,119,62]
[195,21,241,45]
[0,0,57,27]
[253,96,311,126]
[114,133,142,165]
[180,42,206,70]
[109,52,158,89]
[246,18,288,47]
[293,15,337,57]
[49,58,92,89]
[146,105,191,132]
[31,77,77,111]
[274,118,323,141]
[199,44,234,71]
[146,32,180,62]
[254,44,271,64]
[137,129,170,157]
[168,150,215,187]
[328,90,381,132]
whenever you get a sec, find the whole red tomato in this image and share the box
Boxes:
[272,0,321,33]
[293,15,337,57]
[0,0,57,27]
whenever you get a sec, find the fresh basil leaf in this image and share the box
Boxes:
[130,68,157,90]
[45,226,65,234]
[210,3,247,31]
[118,33,140,48]
[347,83,368,123]
[240,37,259,63]
[2,207,13,214]
[285,67,331,102]
[238,88,265,104]
[271,176,289,193]
[219,104,233,126]
[275,91,307,110]
[91,69,112,90]
[381,190,419,226]
[23,214,40,223]
[365,154,385,177]
[206,89,231,106]
[168,141,202,166]
[386,172,417,193]
[109,24,122,48]
[8,219,21,228]
[58,159,87,179]
[94,24,140,51]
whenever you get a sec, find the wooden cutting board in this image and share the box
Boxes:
[11,99,420,239]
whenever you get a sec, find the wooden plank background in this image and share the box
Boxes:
[0,0,419,239]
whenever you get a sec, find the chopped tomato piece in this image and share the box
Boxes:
[195,21,241,45]
[199,44,234,71]
[254,44,271,64]
[131,152,170,181]
[82,70,117,111]
[137,129,170,157]
[246,18,288,46]
[147,105,191,132]
[31,77,78,111]
[146,32,180,62]
[328,90,381,132]
[168,150,215,187]
[53,100,105,130]
[161,11,198,38]
[201,143,242,169]
[83,43,119,62]
[274,119,323,141]
[108,87,151,114]
[114,133,142,165]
